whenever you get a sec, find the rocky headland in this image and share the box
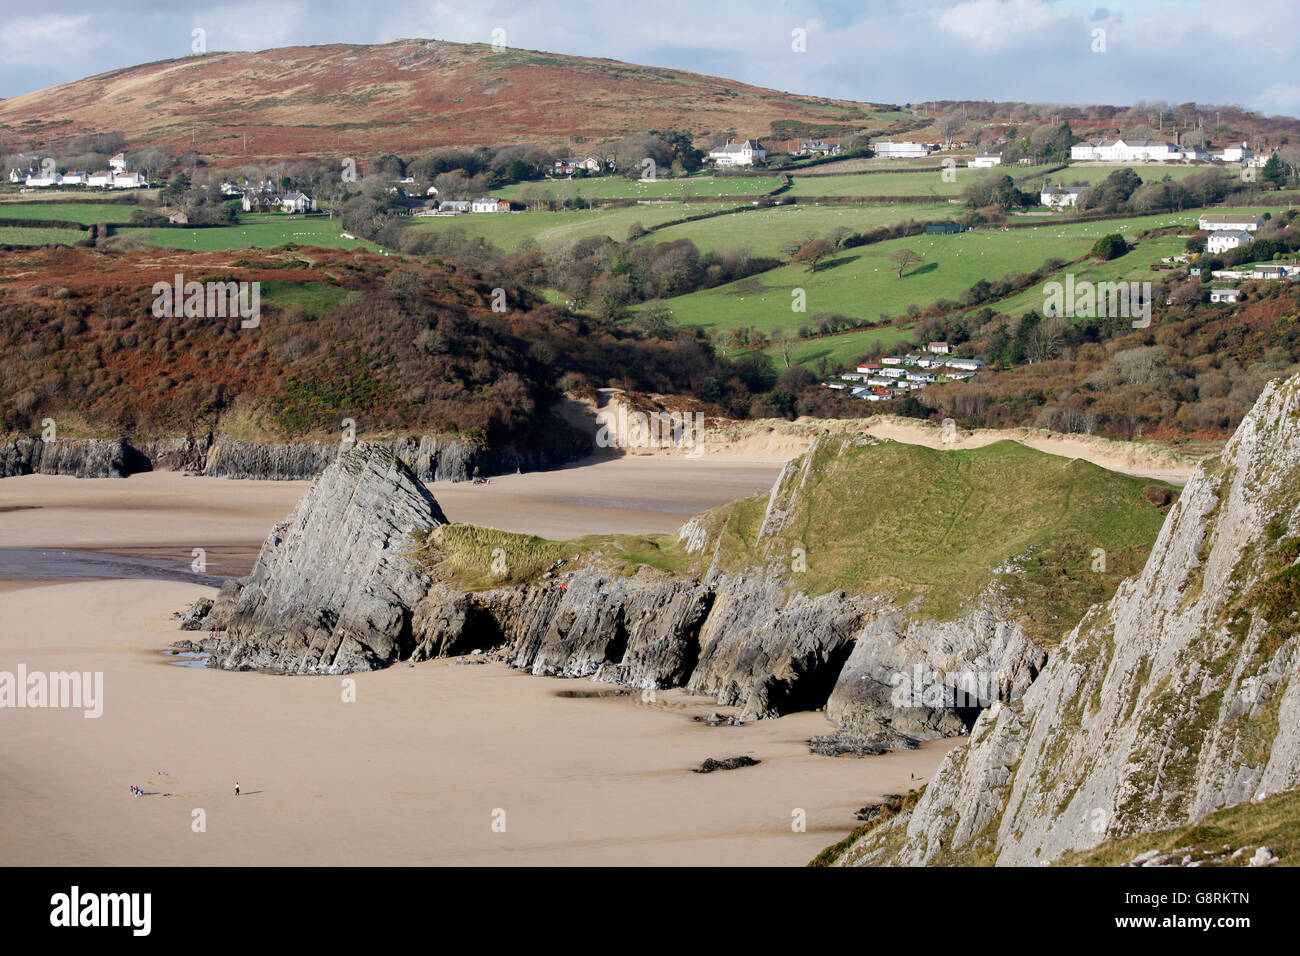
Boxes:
[178,430,1173,753]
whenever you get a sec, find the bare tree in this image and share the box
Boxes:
[938,112,966,147]
[891,248,923,278]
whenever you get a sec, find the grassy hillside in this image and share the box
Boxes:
[121,216,378,252]
[649,209,1215,332]
[0,202,149,223]
[686,436,1173,641]
[1055,787,1299,866]
[493,175,783,201]
[783,165,1056,198]
[417,436,1174,645]
[639,202,958,256]
[408,203,696,251]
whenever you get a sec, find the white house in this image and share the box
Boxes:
[1070,138,1187,162]
[471,197,504,213]
[1041,185,1091,208]
[708,140,765,166]
[108,153,128,173]
[278,192,316,213]
[552,156,603,175]
[1207,229,1255,254]
[927,341,951,354]
[873,141,932,159]
[1213,265,1293,280]
[798,140,842,156]
[1210,288,1241,303]
[880,367,906,379]
[1212,143,1254,163]
[1199,213,1265,232]
[437,200,471,214]
[59,172,87,185]
[907,371,937,383]
[968,154,1002,168]
[947,358,986,371]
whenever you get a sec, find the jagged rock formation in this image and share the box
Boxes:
[180,436,1090,744]
[204,445,449,673]
[840,374,1300,866]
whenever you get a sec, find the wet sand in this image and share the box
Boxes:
[0,455,959,866]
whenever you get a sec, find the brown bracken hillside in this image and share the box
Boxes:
[0,39,903,163]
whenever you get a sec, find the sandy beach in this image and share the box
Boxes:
[0,454,960,866]
[0,578,954,866]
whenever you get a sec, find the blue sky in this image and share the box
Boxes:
[1,0,1297,117]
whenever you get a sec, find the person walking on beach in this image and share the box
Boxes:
[234,781,240,797]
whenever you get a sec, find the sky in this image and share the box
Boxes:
[1,0,1297,117]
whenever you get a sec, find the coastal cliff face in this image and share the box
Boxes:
[839,374,1300,866]
[0,436,136,478]
[0,420,589,481]
[180,432,1166,748]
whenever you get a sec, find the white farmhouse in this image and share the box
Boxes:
[471,197,503,213]
[278,192,316,213]
[1041,185,1091,208]
[108,153,128,173]
[1070,138,1187,162]
[1206,229,1255,254]
[110,172,147,189]
[968,154,1002,168]
[1199,213,1265,233]
[708,140,765,167]
[873,141,932,159]
[1213,143,1254,163]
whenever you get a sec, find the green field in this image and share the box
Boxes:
[784,165,1056,198]
[259,280,350,315]
[741,323,917,369]
[0,225,84,245]
[494,174,783,201]
[125,216,377,251]
[1038,163,1231,187]
[406,203,698,250]
[0,201,148,223]
[641,202,959,256]
[650,210,1211,333]
[993,234,1188,317]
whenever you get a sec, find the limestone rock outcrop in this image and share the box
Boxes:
[206,445,449,673]
[844,374,1300,866]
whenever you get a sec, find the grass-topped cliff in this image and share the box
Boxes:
[413,435,1175,644]
[826,374,1300,867]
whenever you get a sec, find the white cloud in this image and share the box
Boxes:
[934,0,1074,49]
[0,14,94,67]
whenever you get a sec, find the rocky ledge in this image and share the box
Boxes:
[1,416,589,481]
